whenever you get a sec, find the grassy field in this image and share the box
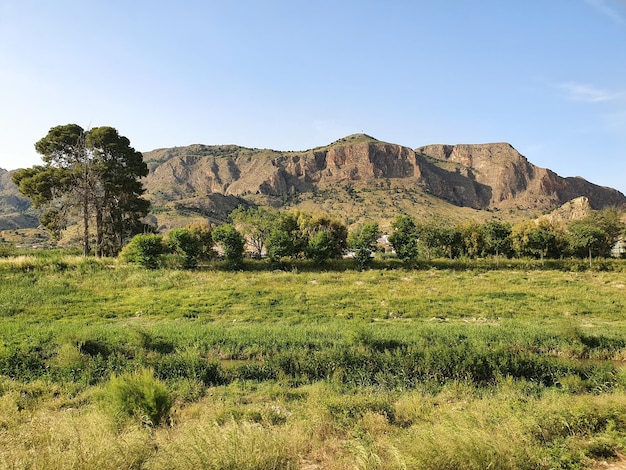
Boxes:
[1,255,626,469]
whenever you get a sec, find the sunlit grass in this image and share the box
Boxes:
[2,256,626,468]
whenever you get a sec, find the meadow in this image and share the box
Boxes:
[1,254,626,469]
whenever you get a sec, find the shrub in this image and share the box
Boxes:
[325,394,395,424]
[167,228,202,269]
[119,234,165,269]
[212,224,245,269]
[102,368,172,426]
[150,352,225,386]
[348,222,379,269]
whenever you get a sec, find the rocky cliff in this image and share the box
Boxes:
[143,135,625,220]
[143,135,497,211]
[416,143,626,210]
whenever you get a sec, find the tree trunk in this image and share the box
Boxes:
[83,191,90,256]
[95,207,103,258]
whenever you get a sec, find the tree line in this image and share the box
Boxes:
[119,205,625,270]
[119,207,381,270]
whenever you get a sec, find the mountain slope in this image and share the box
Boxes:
[142,135,625,227]
[416,143,626,210]
[2,135,624,232]
[0,169,38,231]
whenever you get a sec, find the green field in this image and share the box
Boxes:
[2,255,626,469]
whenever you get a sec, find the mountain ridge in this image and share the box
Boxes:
[2,134,625,232]
[141,135,625,228]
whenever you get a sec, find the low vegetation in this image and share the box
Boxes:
[1,253,626,468]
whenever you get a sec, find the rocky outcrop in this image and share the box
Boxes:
[0,169,38,230]
[538,196,593,224]
[143,137,625,215]
[1,169,32,211]
[143,137,495,209]
[416,143,626,210]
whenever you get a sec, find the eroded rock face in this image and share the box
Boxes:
[323,142,417,180]
[4,136,623,230]
[416,143,626,210]
[144,139,496,209]
[140,136,626,217]
[539,196,593,224]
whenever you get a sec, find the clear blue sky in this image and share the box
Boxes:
[1,0,625,193]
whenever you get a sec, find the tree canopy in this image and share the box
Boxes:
[13,124,150,256]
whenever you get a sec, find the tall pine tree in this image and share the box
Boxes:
[13,124,150,256]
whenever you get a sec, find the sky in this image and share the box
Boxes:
[1,0,625,193]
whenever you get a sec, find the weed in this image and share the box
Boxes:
[101,368,172,426]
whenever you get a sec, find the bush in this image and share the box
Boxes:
[212,224,245,269]
[102,368,172,426]
[150,352,225,386]
[119,234,165,269]
[167,228,202,268]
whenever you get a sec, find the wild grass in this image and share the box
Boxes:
[2,255,626,468]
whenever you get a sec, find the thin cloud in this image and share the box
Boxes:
[559,82,625,103]
[584,0,626,25]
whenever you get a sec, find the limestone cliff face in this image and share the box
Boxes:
[323,142,417,180]
[4,136,623,231]
[116,136,626,223]
[416,143,626,210]
[143,138,493,209]
[417,143,538,203]
[539,196,593,224]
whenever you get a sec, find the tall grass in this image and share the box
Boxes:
[2,256,626,467]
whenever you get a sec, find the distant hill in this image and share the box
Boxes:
[2,134,625,232]
[142,134,626,229]
[0,168,38,231]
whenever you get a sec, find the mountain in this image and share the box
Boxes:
[0,168,38,231]
[416,143,625,211]
[537,196,594,225]
[142,134,625,228]
[2,134,625,233]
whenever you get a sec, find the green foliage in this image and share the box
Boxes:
[481,220,512,258]
[389,215,419,263]
[299,212,347,262]
[567,220,610,263]
[212,223,245,268]
[265,211,307,261]
[348,222,379,269]
[567,210,623,260]
[305,230,336,264]
[119,233,165,269]
[457,219,485,258]
[14,124,150,257]
[185,221,215,261]
[39,208,66,240]
[230,205,276,258]
[435,225,463,259]
[589,207,624,244]
[167,228,202,268]
[414,220,441,259]
[102,368,172,426]
[511,219,564,260]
